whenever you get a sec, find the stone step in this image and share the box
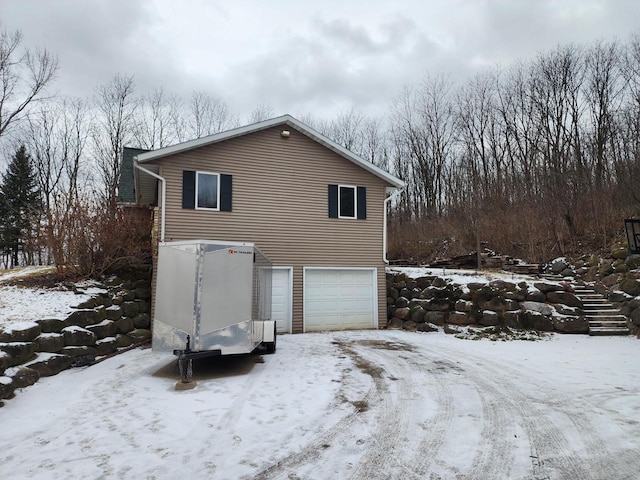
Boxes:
[584,309,623,317]
[585,315,627,325]
[535,279,632,335]
[589,327,630,336]
[588,319,628,327]
[559,282,632,335]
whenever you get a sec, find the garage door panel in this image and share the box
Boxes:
[304,268,376,332]
[354,285,373,296]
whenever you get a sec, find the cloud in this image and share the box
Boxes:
[456,0,640,67]
[221,14,447,118]
[1,0,639,124]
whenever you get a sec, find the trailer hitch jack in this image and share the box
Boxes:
[173,336,222,390]
[178,335,193,382]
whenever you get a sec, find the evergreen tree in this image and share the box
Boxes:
[0,145,41,267]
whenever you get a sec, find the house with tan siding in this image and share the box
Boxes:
[124,115,404,334]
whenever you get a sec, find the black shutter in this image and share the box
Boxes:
[220,174,232,212]
[328,184,338,218]
[182,171,195,209]
[357,186,367,219]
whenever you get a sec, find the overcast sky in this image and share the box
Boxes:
[1,0,640,122]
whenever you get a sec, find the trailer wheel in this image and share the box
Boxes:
[265,325,276,354]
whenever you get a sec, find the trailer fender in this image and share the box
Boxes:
[262,320,276,342]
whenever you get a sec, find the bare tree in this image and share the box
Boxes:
[0,26,58,138]
[187,91,237,138]
[93,74,137,208]
[247,103,274,124]
[327,108,364,152]
[361,117,388,168]
[23,98,90,268]
[584,40,625,189]
[133,88,181,149]
[391,76,456,218]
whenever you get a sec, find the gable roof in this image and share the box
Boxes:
[136,114,405,189]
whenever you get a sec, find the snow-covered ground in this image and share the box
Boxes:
[388,266,538,285]
[2,266,640,479]
[0,267,100,327]
[1,330,639,479]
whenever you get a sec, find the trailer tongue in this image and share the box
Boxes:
[152,240,276,386]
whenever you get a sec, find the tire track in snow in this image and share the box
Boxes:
[404,357,457,477]
[424,342,636,480]
[252,337,424,480]
[250,341,381,480]
[426,345,587,479]
[413,354,517,480]
[250,385,373,479]
[345,341,419,480]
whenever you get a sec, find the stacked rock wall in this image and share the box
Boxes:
[0,268,152,405]
[386,272,589,333]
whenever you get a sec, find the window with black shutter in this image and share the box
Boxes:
[182,170,232,212]
[328,184,366,220]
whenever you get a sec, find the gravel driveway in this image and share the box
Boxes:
[1,330,639,479]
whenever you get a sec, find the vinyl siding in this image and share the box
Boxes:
[149,126,390,333]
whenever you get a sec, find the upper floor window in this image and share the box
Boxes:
[196,171,219,210]
[328,184,367,220]
[182,170,232,212]
[338,185,356,219]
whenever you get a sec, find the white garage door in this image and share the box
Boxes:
[304,268,377,332]
[271,268,292,333]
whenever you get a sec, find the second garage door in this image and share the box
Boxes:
[304,268,377,332]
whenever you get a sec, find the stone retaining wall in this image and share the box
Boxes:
[386,272,590,333]
[0,268,152,405]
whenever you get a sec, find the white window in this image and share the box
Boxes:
[338,185,357,219]
[196,171,220,210]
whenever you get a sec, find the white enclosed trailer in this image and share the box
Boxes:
[152,240,275,382]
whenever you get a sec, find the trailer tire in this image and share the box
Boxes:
[265,325,276,354]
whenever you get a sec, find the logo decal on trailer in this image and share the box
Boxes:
[228,249,252,255]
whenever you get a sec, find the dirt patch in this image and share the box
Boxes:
[332,341,385,379]
[332,338,415,380]
[351,339,415,352]
[351,399,370,412]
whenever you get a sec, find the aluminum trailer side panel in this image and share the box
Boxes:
[152,243,197,351]
[199,245,254,353]
[152,240,272,355]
